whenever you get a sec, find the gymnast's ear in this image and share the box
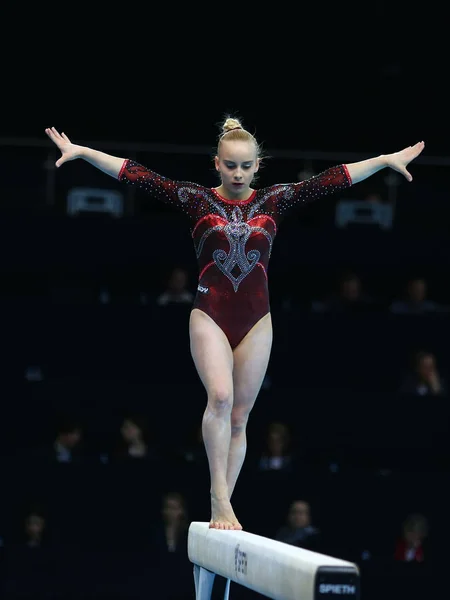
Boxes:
[214,155,220,171]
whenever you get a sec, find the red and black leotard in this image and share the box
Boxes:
[118,160,352,349]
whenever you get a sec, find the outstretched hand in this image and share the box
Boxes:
[387,141,425,182]
[45,127,82,168]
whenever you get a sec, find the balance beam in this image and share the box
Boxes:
[188,522,360,600]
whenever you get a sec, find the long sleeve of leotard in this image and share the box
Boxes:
[117,159,206,216]
[260,165,352,217]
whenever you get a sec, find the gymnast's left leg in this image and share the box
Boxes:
[227,313,273,500]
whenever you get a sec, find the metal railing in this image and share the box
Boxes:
[1,136,449,165]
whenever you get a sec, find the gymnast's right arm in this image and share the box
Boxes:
[45,127,125,177]
[45,126,198,210]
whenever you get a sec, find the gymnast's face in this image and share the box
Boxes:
[215,140,259,199]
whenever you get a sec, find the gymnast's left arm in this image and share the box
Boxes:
[259,141,425,218]
[345,141,425,184]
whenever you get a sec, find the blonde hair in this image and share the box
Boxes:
[217,116,263,160]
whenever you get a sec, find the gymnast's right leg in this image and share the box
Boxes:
[189,308,241,531]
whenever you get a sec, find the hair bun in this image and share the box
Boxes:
[223,118,242,133]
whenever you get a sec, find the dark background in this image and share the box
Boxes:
[1,11,449,600]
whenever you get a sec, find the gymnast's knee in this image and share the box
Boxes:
[205,388,233,417]
[230,408,250,435]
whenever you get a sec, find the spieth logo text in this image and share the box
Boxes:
[319,584,357,595]
[234,544,248,575]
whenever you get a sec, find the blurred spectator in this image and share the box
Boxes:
[390,277,440,314]
[156,266,194,307]
[2,509,53,599]
[153,491,189,553]
[114,414,159,463]
[23,511,46,549]
[149,492,192,600]
[394,513,429,562]
[313,271,377,313]
[258,421,294,472]
[275,500,321,551]
[38,417,85,464]
[399,350,447,396]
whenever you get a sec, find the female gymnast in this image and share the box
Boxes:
[45,119,424,531]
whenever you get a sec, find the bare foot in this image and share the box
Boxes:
[209,494,243,530]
